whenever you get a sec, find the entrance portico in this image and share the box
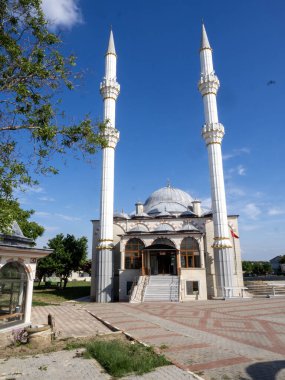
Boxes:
[143,239,178,275]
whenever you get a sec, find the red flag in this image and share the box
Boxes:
[230,227,239,239]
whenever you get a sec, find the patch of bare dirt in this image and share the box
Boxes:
[0,331,126,360]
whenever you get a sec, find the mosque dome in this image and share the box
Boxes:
[144,186,194,215]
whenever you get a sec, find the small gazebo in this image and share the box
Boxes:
[0,222,51,331]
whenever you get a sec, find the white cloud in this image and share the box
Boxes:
[41,0,83,30]
[34,211,51,217]
[223,147,250,161]
[242,203,261,220]
[227,165,246,178]
[201,197,211,209]
[240,224,261,232]
[38,196,55,202]
[16,185,44,194]
[268,208,285,216]
[237,165,246,176]
[227,185,245,197]
[43,226,60,232]
[55,213,81,221]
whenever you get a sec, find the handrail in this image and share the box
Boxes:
[141,275,150,302]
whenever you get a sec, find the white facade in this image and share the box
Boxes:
[0,224,51,331]
[91,186,244,302]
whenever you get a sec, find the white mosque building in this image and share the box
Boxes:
[90,25,244,303]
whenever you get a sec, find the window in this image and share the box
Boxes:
[180,237,200,268]
[126,281,133,295]
[125,239,144,269]
[186,281,199,295]
[0,262,27,329]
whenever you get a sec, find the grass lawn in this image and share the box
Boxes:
[66,338,170,378]
[32,281,90,306]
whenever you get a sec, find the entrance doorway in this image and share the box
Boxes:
[144,239,177,275]
[150,251,177,275]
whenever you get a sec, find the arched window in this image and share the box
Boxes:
[0,262,27,329]
[180,237,200,268]
[125,239,144,269]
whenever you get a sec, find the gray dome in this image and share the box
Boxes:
[129,224,149,233]
[179,223,200,232]
[114,212,130,219]
[154,223,174,232]
[144,186,194,215]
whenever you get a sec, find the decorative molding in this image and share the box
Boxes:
[100,78,120,100]
[96,245,114,250]
[100,126,120,149]
[198,73,220,96]
[105,52,117,58]
[200,46,213,52]
[202,122,225,145]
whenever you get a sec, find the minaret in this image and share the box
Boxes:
[95,30,120,302]
[198,24,235,298]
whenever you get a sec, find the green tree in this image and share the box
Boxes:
[0,0,106,232]
[37,233,88,288]
[79,259,92,276]
[0,199,44,242]
[242,261,253,274]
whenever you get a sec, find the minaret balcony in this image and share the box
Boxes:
[198,74,220,96]
[202,122,225,145]
[100,78,120,100]
[101,126,120,148]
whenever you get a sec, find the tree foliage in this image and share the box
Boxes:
[0,0,106,232]
[36,233,88,288]
[242,261,272,275]
[0,199,44,242]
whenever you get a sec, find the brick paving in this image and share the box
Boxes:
[28,302,198,380]
[32,303,110,338]
[85,299,285,380]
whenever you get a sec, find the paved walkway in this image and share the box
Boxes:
[0,349,196,380]
[84,299,285,380]
[18,298,285,379]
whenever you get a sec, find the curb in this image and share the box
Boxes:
[85,309,205,380]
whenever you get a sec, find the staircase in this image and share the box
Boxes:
[143,275,179,302]
[245,282,285,298]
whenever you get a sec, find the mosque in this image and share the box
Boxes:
[90,25,245,303]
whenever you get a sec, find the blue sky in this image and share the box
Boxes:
[20,0,285,261]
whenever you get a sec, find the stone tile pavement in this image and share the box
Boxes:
[0,349,198,380]
[4,299,284,379]
[85,299,285,380]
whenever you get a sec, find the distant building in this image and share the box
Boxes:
[270,255,285,274]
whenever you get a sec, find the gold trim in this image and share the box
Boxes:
[213,237,230,240]
[206,141,221,146]
[103,96,117,101]
[211,244,232,249]
[96,245,113,250]
[98,239,113,242]
[200,47,213,52]
[105,52,117,58]
[102,146,115,150]
[202,91,216,97]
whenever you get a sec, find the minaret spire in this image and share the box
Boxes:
[107,29,116,56]
[198,24,237,298]
[200,23,211,51]
[91,30,120,303]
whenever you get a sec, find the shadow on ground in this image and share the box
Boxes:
[246,360,285,380]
